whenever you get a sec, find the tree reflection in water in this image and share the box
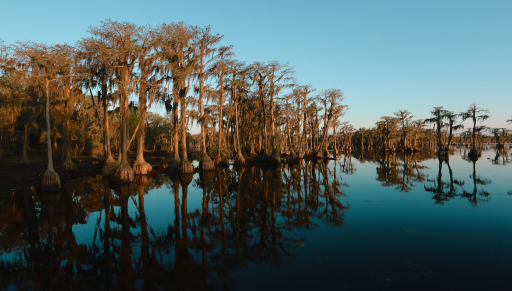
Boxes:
[460,156,491,206]
[350,148,497,206]
[424,157,465,205]
[0,161,349,290]
[369,150,429,192]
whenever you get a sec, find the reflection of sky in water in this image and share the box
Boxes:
[2,147,512,289]
[233,148,512,289]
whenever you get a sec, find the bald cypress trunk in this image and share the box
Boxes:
[198,71,214,170]
[102,74,115,165]
[20,120,31,165]
[214,73,225,165]
[133,72,152,175]
[114,68,134,182]
[41,78,61,190]
[234,92,245,165]
[179,82,193,174]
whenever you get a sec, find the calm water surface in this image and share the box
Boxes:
[1,147,511,290]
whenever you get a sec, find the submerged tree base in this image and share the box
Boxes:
[40,170,61,191]
[113,163,134,182]
[62,159,77,171]
[179,160,194,174]
[198,152,215,171]
[133,159,153,175]
[102,160,119,177]
[199,160,215,171]
[167,157,181,171]
[234,151,246,165]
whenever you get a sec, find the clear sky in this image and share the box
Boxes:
[2,0,511,130]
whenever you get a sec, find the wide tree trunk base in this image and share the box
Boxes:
[179,160,194,174]
[113,163,134,182]
[290,148,297,159]
[168,157,181,171]
[198,152,215,170]
[62,159,77,171]
[41,170,61,191]
[105,155,116,165]
[199,160,215,171]
[102,160,119,177]
[133,159,153,175]
[234,152,246,165]
[249,149,258,158]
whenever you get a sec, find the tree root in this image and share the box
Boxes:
[133,159,153,175]
[113,162,134,182]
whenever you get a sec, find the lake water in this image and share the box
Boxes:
[1,146,511,290]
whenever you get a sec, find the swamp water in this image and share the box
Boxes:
[1,147,511,290]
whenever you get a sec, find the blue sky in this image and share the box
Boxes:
[2,0,511,130]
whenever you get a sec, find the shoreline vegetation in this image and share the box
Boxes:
[1,20,511,189]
